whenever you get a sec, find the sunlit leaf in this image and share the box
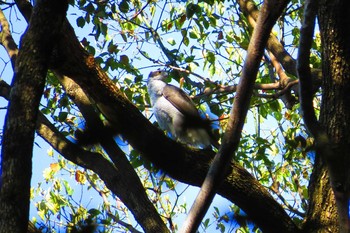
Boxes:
[75,170,87,184]
[167,38,176,46]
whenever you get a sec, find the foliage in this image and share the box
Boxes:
[0,0,322,232]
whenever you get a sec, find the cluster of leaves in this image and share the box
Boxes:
[31,150,195,232]
[41,72,77,136]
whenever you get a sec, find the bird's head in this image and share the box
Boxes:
[148,70,168,81]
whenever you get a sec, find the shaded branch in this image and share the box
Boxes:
[297,0,321,138]
[87,173,143,233]
[238,0,322,92]
[52,19,299,233]
[238,0,296,76]
[180,1,291,232]
[0,8,18,70]
[58,74,169,233]
[267,51,297,108]
[256,79,299,99]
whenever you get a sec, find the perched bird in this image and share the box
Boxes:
[147,70,219,149]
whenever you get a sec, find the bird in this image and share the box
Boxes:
[147,70,219,149]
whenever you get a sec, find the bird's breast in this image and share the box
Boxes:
[147,80,166,104]
[153,96,183,128]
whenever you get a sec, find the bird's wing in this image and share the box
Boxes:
[162,84,201,119]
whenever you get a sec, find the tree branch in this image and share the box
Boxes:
[86,171,143,233]
[238,0,322,93]
[180,1,291,232]
[58,75,170,233]
[297,0,321,138]
[238,0,296,76]
[0,8,18,70]
[0,78,170,232]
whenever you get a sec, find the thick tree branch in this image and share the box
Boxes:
[0,76,298,233]
[3,3,167,231]
[0,1,68,233]
[0,8,17,70]
[37,113,169,233]
[0,20,170,229]
[58,75,169,233]
[238,0,296,76]
[0,11,170,229]
[180,1,291,232]
[297,0,322,139]
[238,0,322,93]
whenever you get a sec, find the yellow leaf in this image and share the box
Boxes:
[50,163,60,172]
[75,170,86,184]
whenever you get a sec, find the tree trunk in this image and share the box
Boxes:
[304,0,350,232]
[303,156,338,232]
[0,0,67,232]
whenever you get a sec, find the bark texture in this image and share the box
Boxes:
[302,0,350,232]
[303,156,337,232]
[0,0,67,233]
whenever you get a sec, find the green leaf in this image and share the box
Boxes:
[203,218,210,228]
[85,3,95,13]
[58,111,68,122]
[183,36,189,46]
[185,55,195,63]
[63,180,74,196]
[203,0,214,5]
[209,64,215,76]
[206,51,215,64]
[88,208,101,217]
[121,32,128,42]
[189,31,197,39]
[167,38,176,46]
[186,3,201,19]
[119,0,129,13]
[76,16,85,28]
